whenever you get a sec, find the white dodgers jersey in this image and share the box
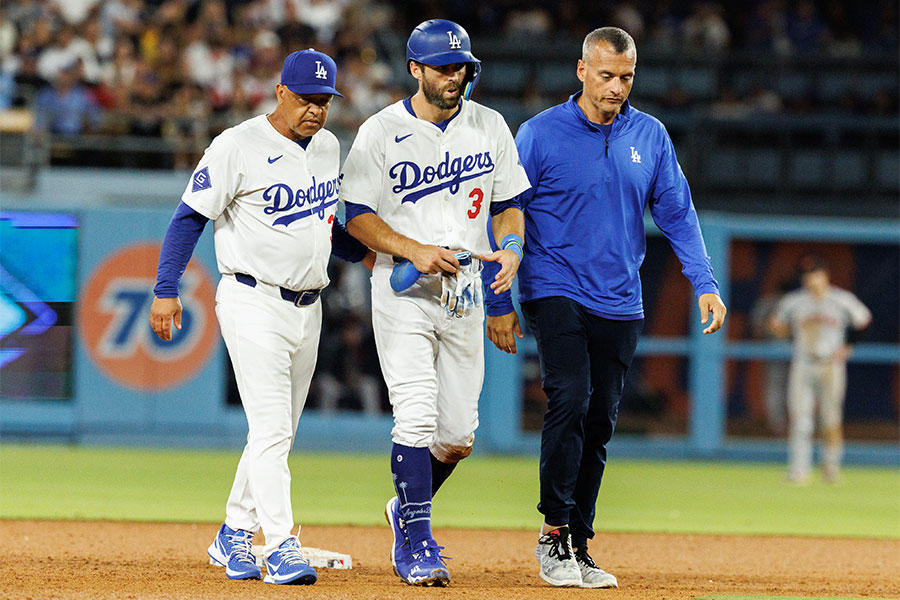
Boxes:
[182,114,340,291]
[338,100,530,255]
[775,287,872,360]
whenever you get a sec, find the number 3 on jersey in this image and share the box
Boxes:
[467,188,484,219]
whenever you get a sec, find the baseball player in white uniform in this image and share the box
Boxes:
[340,19,530,586]
[769,255,872,484]
[149,49,371,585]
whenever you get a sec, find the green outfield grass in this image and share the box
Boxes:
[0,444,897,538]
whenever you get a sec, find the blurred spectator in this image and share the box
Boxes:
[3,44,48,108]
[163,82,209,169]
[0,9,17,60]
[822,2,863,57]
[787,0,829,54]
[710,85,750,119]
[81,16,115,68]
[331,50,394,130]
[50,0,101,27]
[745,84,783,113]
[33,60,102,134]
[744,0,791,55]
[125,64,166,137]
[611,1,645,42]
[184,26,235,109]
[644,0,682,52]
[99,37,138,107]
[100,0,145,39]
[681,2,730,53]
[288,0,348,43]
[37,24,101,83]
[505,4,553,37]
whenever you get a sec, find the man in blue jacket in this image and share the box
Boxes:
[484,27,726,588]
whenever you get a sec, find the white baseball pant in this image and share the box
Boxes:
[214,274,321,556]
[787,357,847,479]
[370,263,484,463]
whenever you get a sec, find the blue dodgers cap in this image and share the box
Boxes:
[280,49,344,97]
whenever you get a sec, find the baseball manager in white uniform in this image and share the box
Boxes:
[340,19,530,587]
[149,49,371,585]
[769,255,871,484]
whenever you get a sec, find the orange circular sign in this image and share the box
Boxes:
[78,243,218,391]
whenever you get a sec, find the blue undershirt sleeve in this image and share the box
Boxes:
[344,201,376,222]
[489,195,521,216]
[482,213,516,317]
[331,216,369,263]
[153,201,209,298]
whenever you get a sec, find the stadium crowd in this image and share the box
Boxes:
[1,0,897,161]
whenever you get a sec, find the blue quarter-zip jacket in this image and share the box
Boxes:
[485,92,719,318]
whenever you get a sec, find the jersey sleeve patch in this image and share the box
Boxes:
[191,166,212,192]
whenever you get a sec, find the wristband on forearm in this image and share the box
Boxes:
[500,234,524,262]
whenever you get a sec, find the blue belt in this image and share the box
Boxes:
[234,273,321,306]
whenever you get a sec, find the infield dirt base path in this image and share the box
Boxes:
[2,520,897,600]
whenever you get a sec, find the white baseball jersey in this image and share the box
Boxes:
[183,113,340,291]
[338,99,531,256]
[774,287,871,360]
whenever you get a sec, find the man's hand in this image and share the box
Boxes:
[480,249,520,294]
[410,244,460,274]
[698,292,726,335]
[486,310,524,354]
[362,250,376,271]
[149,296,183,341]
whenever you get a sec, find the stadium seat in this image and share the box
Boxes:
[832,150,866,188]
[789,151,826,186]
[479,62,530,94]
[536,62,578,95]
[678,67,717,99]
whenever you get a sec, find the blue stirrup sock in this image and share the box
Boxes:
[430,452,457,496]
[391,443,433,548]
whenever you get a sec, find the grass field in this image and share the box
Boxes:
[1,443,898,538]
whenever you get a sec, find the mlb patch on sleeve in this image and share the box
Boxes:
[192,166,211,192]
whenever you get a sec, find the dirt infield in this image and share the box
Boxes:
[2,520,897,600]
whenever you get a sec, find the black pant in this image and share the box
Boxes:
[522,296,642,549]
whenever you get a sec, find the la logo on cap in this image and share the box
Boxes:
[315,60,327,79]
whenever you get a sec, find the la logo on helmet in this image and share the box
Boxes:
[447,31,461,49]
[315,60,327,79]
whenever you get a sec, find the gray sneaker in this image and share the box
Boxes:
[574,546,618,589]
[534,526,582,587]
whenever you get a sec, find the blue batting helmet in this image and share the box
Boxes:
[406,19,481,99]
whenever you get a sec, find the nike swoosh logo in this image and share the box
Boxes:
[268,155,283,164]
[394,133,412,143]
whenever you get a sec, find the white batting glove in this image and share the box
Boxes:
[440,251,482,318]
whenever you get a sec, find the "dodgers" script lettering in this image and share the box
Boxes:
[390,151,494,204]
[262,176,340,226]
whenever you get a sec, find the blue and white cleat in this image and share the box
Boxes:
[405,539,450,587]
[384,496,414,580]
[263,537,317,585]
[207,523,261,580]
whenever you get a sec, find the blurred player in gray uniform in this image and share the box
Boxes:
[769,255,871,483]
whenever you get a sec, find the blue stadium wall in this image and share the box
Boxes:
[1,168,897,466]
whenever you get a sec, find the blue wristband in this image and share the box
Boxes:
[500,234,524,262]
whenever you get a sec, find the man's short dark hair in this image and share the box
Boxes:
[799,254,828,275]
[582,27,636,61]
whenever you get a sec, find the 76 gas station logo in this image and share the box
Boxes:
[78,244,217,391]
